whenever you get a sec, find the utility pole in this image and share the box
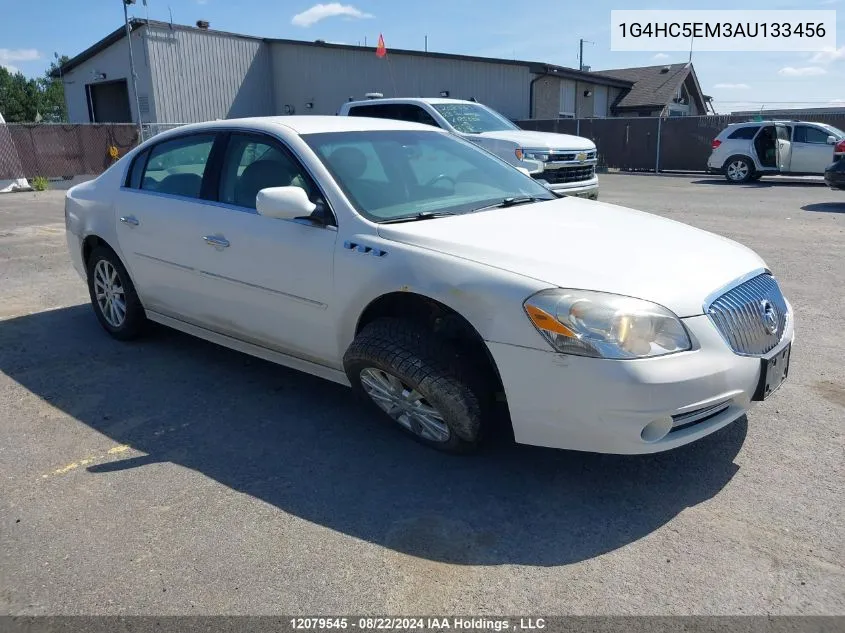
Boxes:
[579,39,594,71]
[123,0,144,141]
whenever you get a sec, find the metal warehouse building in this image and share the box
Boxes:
[55,19,705,127]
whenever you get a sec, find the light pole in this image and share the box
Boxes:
[123,0,144,141]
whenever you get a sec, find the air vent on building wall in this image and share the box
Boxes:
[138,94,150,114]
[196,20,209,29]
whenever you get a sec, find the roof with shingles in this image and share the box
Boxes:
[595,63,698,110]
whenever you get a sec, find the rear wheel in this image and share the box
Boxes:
[344,318,485,453]
[86,246,146,340]
[724,157,754,183]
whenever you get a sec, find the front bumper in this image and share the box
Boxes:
[488,309,794,454]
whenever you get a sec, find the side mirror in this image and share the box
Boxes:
[828,135,838,145]
[256,186,316,220]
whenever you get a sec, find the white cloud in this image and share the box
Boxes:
[778,66,827,77]
[714,83,750,89]
[0,48,40,73]
[652,53,669,60]
[291,3,373,27]
[811,46,845,64]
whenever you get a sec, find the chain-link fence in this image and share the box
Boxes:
[518,114,845,172]
[0,124,139,181]
[0,123,191,182]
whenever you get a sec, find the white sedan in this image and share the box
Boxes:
[65,116,794,454]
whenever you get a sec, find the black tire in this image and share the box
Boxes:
[724,156,754,183]
[343,318,486,453]
[86,245,146,341]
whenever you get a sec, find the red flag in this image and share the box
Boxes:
[376,34,387,58]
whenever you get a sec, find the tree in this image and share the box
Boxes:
[38,55,70,122]
[0,55,69,123]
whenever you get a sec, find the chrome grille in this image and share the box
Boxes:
[540,165,595,184]
[707,273,788,356]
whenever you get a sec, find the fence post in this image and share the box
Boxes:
[655,116,662,173]
[576,119,580,136]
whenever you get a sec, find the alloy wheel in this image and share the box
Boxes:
[93,259,127,328]
[727,160,749,181]
[359,367,451,442]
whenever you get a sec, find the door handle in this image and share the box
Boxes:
[203,235,230,248]
[120,215,139,226]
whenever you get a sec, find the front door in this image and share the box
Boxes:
[790,124,834,173]
[187,132,339,366]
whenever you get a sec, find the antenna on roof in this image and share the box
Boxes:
[689,35,694,64]
[168,5,173,28]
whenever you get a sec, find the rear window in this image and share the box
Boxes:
[727,126,760,140]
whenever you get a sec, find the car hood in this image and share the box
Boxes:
[377,198,766,317]
[472,130,595,151]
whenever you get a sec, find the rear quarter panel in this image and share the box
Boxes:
[64,156,131,271]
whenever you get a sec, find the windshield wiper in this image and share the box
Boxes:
[471,196,547,213]
[379,211,457,224]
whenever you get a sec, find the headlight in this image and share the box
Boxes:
[517,149,549,162]
[523,289,691,359]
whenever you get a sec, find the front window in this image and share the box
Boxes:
[303,130,555,223]
[431,103,519,134]
[819,124,845,139]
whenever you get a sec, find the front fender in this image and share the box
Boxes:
[331,236,551,357]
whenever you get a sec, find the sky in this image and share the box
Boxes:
[1,0,843,114]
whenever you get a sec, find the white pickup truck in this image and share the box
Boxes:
[338,97,599,199]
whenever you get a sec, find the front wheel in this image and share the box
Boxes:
[724,157,754,183]
[343,319,485,453]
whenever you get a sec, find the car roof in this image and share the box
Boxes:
[344,97,477,107]
[147,115,441,140]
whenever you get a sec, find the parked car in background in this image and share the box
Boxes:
[65,116,792,455]
[824,157,845,190]
[338,97,599,199]
[707,120,845,183]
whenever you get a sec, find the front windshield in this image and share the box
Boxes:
[432,103,520,134]
[303,130,555,223]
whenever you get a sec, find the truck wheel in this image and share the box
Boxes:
[343,318,484,453]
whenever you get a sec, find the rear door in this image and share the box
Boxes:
[789,124,834,173]
[114,132,219,320]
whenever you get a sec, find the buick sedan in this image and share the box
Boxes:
[65,116,793,454]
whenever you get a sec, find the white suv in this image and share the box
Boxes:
[707,120,845,183]
[338,97,599,199]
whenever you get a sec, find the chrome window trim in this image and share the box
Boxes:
[120,125,339,230]
[116,187,338,231]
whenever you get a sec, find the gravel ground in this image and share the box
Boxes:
[0,174,842,615]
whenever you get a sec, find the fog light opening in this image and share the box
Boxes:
[641,417,673,443]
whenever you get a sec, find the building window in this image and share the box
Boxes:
[559,80,576,118]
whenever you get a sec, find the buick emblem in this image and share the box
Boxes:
[760,300,778,335]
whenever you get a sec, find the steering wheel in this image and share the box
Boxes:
[423,174,456,188]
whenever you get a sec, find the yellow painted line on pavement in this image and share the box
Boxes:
[42,444,134,479]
